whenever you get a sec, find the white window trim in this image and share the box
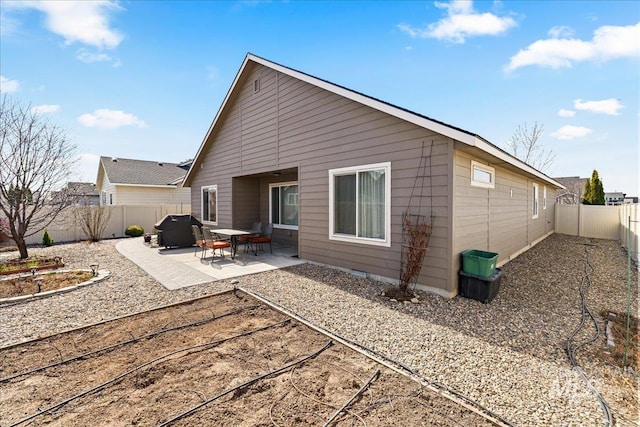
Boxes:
[328,162,391,247]
[543,186,547,210]
[532,183,539,219]
[201,185,218,225]
[470,160,495,189]
[269,181,299,230]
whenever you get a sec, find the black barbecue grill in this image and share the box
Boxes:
[154,214,202,248]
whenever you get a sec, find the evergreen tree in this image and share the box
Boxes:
[582,178,592,205]
[591,170,605,205]
[581,170,605,205]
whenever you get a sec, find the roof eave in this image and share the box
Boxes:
[183,53,565,190]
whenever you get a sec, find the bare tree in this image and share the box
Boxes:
[0,96,77,258]
[504,122,555,172]
[74,205,112,242]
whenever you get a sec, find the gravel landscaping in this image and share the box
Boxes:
[0,233,637,426]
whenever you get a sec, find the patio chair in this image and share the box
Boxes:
[248,223,273,256]
[238,222,262,253]
[202,227,231,258]
[191,225,207,258]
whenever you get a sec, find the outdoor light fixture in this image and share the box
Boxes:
[90,264,99,277]
[34,278,43,293]
[30,267,37,276]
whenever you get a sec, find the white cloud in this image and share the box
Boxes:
[558,109,576,117]
[548,26,574,39]
[506,22,640,71]
[398,0,517,44]
[4,0,124,49]
[0,75,20,93]
[78,109,146,129]
[574,98,623,115]
[31,104,60,114]
[76,49,112,63]
[551,125,593,140]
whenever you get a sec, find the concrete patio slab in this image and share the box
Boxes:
[116,237,305,290]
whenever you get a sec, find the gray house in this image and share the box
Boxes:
[183,54,563,298]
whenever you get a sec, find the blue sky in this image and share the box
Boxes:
[1,0,638,195]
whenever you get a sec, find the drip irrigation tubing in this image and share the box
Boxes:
[238,287,517,427]
[7,319,291,427]
[564,243,612,427]
[0,304,260,383]
[156,340,333,427]
[322,368,380,427]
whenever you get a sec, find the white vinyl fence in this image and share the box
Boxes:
[620,203,639,265]
[556,203,639,264]
[23,204,191,246]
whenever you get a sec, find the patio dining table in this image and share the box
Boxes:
[209,229,250,259]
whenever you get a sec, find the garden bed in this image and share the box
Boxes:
[0,291,496,426]
[0,256,64,275]
[0,270,93,299]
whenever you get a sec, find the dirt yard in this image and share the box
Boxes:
[0,290,499,427]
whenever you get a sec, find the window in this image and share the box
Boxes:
[543,186,547,210]
[329,162,391,247]
[101,191,106,205]
[109,193,113,205]
[253,78,260,93]
[201,185,218,224]
[471,161,495,188]
[269,182,298,229]
[532,183,539,219]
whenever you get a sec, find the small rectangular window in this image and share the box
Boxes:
[253,78,260,93]
[532,183,539,219]
[269,182,298,229]
[543,186,547,210]
[471,161,495,188]
[201,185,218,224]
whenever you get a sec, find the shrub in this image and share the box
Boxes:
[125,225,144,237]
[42,229,54,247]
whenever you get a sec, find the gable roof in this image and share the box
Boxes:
[184,53,563,189]
[99,156,187,187]
[66,182,99,196]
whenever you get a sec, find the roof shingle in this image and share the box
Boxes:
[100,157,188,186]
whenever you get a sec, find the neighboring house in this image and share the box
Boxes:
[605,192,626,206]
[624,196,638,204]
[183,53,563,298]
[554,176,587,205]
[52,182,100,206]
[97,157,191,206]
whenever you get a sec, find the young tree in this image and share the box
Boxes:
[582,169,605,205]
[582,178,593,205]
[504,122,555,172]
[0,96,77,258]
[74,205,112,242]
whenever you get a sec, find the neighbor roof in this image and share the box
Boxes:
[66,182,99,196]
[99,157,187,186]
[184,53,563,189]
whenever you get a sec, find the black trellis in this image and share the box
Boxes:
[399,141,435,294]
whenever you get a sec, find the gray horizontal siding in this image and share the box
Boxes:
[452,150,555,284]
[191,63,453,292]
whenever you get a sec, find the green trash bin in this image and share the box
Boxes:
[461,249,499,278]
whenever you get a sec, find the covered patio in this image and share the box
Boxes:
[230,167,299,251]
